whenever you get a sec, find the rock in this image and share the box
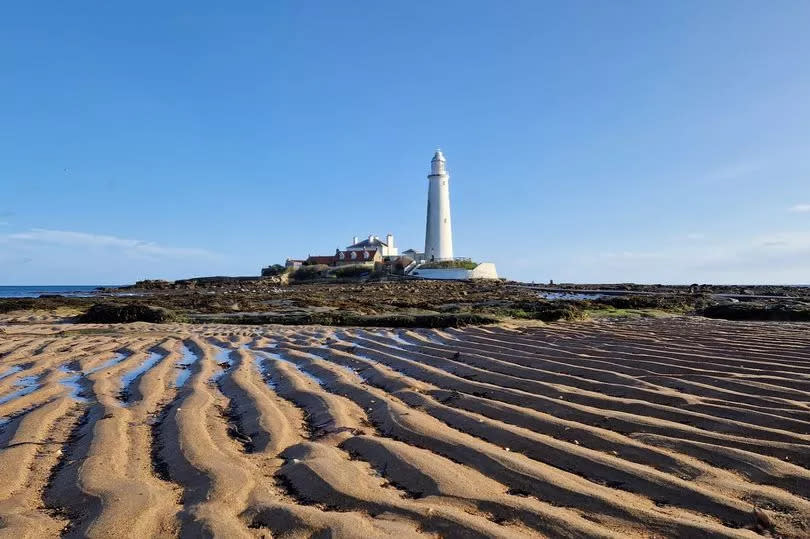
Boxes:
[79,303,184,324]
[701,303,810,322]
[132,279,173,290]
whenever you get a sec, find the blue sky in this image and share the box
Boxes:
[2,1,809,285]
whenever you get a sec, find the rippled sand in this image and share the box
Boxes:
[1,317,809,537]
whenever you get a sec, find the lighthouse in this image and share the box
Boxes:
[424,149,454,261]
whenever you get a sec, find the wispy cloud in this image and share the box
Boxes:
[4,228,216,259]
[561,230,810,284]
[751,231,810,250]
[788,204,810,213]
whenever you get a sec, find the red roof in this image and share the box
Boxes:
[306,255,336,265]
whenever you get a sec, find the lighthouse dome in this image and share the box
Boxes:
[430,149,448,176]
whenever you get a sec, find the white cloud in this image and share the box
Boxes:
[4,228,216,259]
[788,204,810,213]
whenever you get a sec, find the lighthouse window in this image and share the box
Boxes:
[444,218,448,223]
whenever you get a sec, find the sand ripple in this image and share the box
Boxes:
[1,318,809,537]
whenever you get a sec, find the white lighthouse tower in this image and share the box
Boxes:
[424,149,454,261]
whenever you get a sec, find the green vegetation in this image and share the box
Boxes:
[260,264,288,277]
[332,265,372,278]
[288,263,383,282]
[0,298,51,313]
[496,301,583,322]
[488,294,708,323]
[16,279,808,329]
[590,294,705,312]
[0,297,91,314]
[420,260,479,270]
[289,264,330,282]
[584,307,676,319]
[131,279,174,289]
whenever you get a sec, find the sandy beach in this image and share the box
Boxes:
[1,316,809,537]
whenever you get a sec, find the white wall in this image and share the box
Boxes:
[470,263,499,279]
[411,262,498,280]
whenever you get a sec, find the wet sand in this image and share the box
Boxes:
[1,317,809,537]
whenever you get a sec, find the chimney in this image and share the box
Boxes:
[368,234,375,242]
[386,233,394,248]
[352,236,358,245]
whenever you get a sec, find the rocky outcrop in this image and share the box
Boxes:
[79,303,184,323]
[700,303,810,321]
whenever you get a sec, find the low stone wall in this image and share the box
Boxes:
[411,262,499,280]
[470,262,499,279]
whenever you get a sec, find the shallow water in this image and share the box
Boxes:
[175,345,198,387]
[0,365,23,381]
[423,333,450,346]
[538,291,610,300]
[120,352,163,394]
[0,285,108,298]
[88,351,129,374]
[254,349,325,386]
[210,345,235,381]
[253,357,278,389]
[389,333,413,347]
[0,375,39,405]
[59,366,89,402]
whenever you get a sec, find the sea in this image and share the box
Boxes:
[0,285,114,298]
